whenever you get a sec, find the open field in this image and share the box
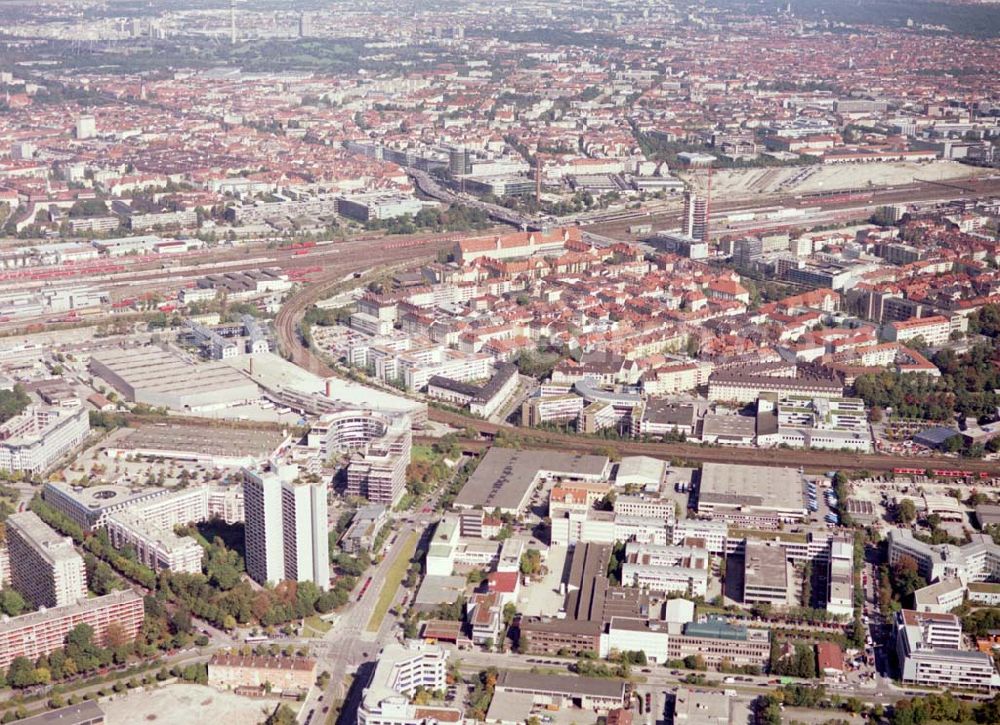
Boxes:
[366,531,418,633]
[102,683,289,725]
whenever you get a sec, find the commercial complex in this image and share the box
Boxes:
[5,511,87,609]
[695,463,807,528]
[756,395,872,452]
[887,529,1000,585]
[742,541,789,605]
[0,404,89,473]
[89,346,260,412]
[242,464,330,589]
[620,543,709,597]
[894,610,1000,689]
[454,447,610,515]
[827,539,856,617]
[493,670,628,713]
[0,590,144,670]
[104,424,286,469]
[358,642,461,725]
[518,542,771,669]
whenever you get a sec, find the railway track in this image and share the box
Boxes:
[423,408,1000,475]
[274,236,454,375]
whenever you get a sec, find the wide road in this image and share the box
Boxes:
[295,517,436,724]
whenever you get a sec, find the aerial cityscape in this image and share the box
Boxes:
[0,0,999,723]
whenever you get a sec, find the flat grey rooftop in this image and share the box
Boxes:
[455,447,608,512]
[698,462,804,511]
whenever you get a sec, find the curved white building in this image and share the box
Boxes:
[308,409,412,506]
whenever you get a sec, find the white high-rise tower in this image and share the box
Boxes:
[243,465,329,589]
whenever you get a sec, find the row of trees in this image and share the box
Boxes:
[1,621,133,690]
[878,557,927,615]
[362,204,491,236]
[890,691,1000,725]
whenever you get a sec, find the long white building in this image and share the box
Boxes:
[243,465,329,589]
[0,404,89,473]
[621,542,709,598]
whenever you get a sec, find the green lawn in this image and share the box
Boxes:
[410,444,439,464]
[302,615,332,637]
[366,532,417,632]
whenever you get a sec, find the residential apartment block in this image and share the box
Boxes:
[6,511,87,609]
[243,465,329,589]
[308,409,411,506]
[0,590,144,670]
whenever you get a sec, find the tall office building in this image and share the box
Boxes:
[6,511,87,609]
[732,237,763,269]
[243,465,329,589]
[298,12,312,38]
[448,145,472,176]
[682,191,708,242]
[75,116,96,140]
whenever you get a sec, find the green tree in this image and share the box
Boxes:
[0,588,26,616]
[8,657,37,687]
[520,549,542,576]
[897,498,917,524]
